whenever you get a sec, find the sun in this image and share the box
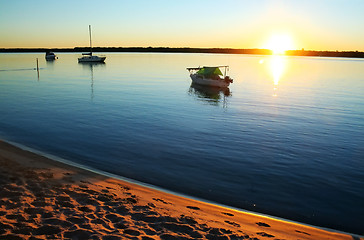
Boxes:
[265,34,294,55]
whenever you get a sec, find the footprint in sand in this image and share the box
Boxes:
[257,232,275,238]
[123,197,138,204]
[295,230,311,235]
[78,206,93,213]
[222,212,234,216]
[224,220,240,227]
[147,203,156,208]
[186,206,200,210]
[153,198,171,205]
[256,222,271,227]
[179,215,198,225]
[119,185,131,191]
[124,228,141,236]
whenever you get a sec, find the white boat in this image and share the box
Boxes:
[187,66,233,88]
[78,25,106,63]
[78,54,106,63]
[45,51,56,61]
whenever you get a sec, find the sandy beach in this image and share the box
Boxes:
[0,140,360,240]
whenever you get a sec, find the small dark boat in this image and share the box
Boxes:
[45,51,57,61]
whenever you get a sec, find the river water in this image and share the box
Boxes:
[0,53,363,234]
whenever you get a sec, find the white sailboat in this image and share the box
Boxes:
[78,25,106,63]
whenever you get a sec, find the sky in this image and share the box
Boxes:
[1,0,364,51]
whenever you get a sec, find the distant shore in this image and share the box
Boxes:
[1,47,364,58]
[0,139,361,239]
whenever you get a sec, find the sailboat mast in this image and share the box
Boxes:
[89,25,92,56]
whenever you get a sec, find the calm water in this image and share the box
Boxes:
[1,53,363,234]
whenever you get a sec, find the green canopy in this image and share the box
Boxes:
[197,67,223,77]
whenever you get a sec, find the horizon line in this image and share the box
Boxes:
[0,46,363,53]
[1,47,364,59]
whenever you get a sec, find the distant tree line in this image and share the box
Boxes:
[0,47,272,55]
[0,47,363,58]
[285,50,364,58]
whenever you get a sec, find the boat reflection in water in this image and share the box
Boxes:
[78,62,105,100]
[188,83,231,107]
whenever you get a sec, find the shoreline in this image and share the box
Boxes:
[0,139,361,239]
[3,139,359,236]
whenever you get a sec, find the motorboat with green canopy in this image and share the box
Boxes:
[187,66,233,88]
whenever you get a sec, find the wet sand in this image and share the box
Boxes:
[0,140,360,239]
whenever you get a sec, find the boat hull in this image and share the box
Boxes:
[190,74,230,88]
[45,56,56,61]
[78,56,106,63]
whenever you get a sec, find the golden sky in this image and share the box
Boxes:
[1,0,364,51]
